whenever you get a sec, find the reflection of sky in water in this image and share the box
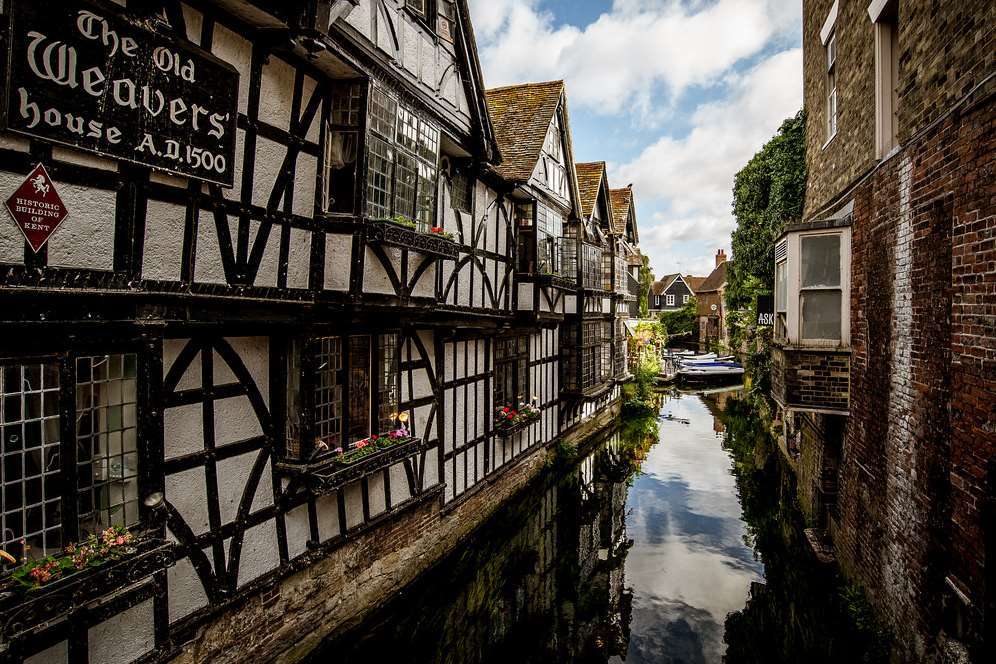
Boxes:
[621,392,763,663]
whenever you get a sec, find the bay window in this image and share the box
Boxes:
[1,352,141,567]
[362,86,440,231]
[774,227,850,347]
[581,243,601,289]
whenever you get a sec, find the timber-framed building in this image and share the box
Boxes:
[0,1,640,662]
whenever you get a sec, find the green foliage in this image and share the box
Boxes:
[658,296,697,337]
[727,110,807,311]
[624,348,661,415]
[638,255,654,318]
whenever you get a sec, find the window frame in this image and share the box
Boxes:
[287,332,403,462]
[870,0,899,158]
[494,335,529,411]
[779,227,851,347]
[825,30,838,144]
[0,346,148,570]
[666,293,675,307]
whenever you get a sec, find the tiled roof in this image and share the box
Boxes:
[697,261,728,292]
[651,273,680,295]
[609,187,632,236]
[484,81,564,183]
[575,161,605,219]
[684,275,707,292]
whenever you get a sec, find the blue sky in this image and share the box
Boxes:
[469,0,803,278]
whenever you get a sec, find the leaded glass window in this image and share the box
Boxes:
[1,362,62,563]
[378,334,400,432]
[495,336,529,410]
[315,337,342,449]
[76,354,139,535]
[367,135,394,219]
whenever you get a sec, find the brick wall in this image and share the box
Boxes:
[832,82,995,658]
[771,345,850,412]
[802,0,995,221]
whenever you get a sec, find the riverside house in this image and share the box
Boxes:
[0,1,640,662]
[770,0,994,659]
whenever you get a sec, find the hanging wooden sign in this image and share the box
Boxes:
[5,164,69,252]
[756,294,774,327]
[2,0,239,186]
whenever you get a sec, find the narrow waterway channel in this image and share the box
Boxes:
[304,389,885,663]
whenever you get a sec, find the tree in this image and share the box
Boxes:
[638,255,654,318]
[659,296,697,338]
[726,110,807,311]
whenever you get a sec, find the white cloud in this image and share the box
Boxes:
[612,48,803,274]
[469,0,800,115]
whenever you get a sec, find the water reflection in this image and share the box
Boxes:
[306,389,883,663]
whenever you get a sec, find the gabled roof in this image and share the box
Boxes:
[575,161,606,220]
[651,273,680,296]
[609,187,638,243]
[697,261,729,293]
[484,80,565,183]
[684,275,707,292]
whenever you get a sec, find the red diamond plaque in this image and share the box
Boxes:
[5,163,69,253]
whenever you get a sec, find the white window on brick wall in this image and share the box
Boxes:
[777,227,851,347]
[666,294,675,306]
[869,0,900,158]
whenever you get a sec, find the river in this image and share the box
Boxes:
[304,388,887,663]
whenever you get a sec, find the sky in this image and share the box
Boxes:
[468,0,803,278]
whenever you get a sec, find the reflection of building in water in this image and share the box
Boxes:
[306,429,638,663]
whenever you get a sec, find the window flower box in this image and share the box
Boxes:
[281,429,425,494]
[366,217,459,259]
[494,402,542,437]
[0,531,175,644]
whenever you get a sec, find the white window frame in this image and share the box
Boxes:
[869,0,899,158]
[683,294,689,304]
[782,227,851,347]
[821,1,839,148]
[666,293,675,307]
[655,295,660,307]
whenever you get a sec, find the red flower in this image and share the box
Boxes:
[502,407,510,413]
[371,434,379,441]
[510,410,517,416]
[506,414,514,420]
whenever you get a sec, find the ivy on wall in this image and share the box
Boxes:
[726,110,807,311]
[638,254,654,318]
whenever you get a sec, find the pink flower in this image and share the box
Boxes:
[334,447,344,454]
[115,536,125,545]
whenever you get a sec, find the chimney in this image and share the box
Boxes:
[715,249,727,267]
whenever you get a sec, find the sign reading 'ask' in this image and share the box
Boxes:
[3,0,239,186]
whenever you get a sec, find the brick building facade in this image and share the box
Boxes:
[773,0,994,659]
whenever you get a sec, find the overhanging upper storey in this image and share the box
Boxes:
[771,205,852,414]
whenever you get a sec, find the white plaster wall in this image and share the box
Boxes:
[294,153,318,218]
[167,467,211,535]
[518,283,534,310]
[363,246,397,294]
[164,403,204,459]
[45,182,116,271]
[25,642,67,664]
[315,493,340,542]
[212,24,251,116]
[324,233,352,291]
[258,57,294,131]
[411,261,435,298]
[195,213,237,285]
[219,337,269,403]
[143,200,186,281]
[215,450,272,524]
[167,556,209,622]
[213,395,264,445]
[163,339,200,390]
[181,4,204,45]
[234,521,280,587]
[253,221,281,288]
[253,137,287,209]
[344,481,363,530]
[284,502,311,560]
[388,462,410,506]
[368,472,386,516]
[287,227,311,289]
[88,600,154,664]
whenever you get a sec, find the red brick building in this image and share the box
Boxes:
[771,0,994,659]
